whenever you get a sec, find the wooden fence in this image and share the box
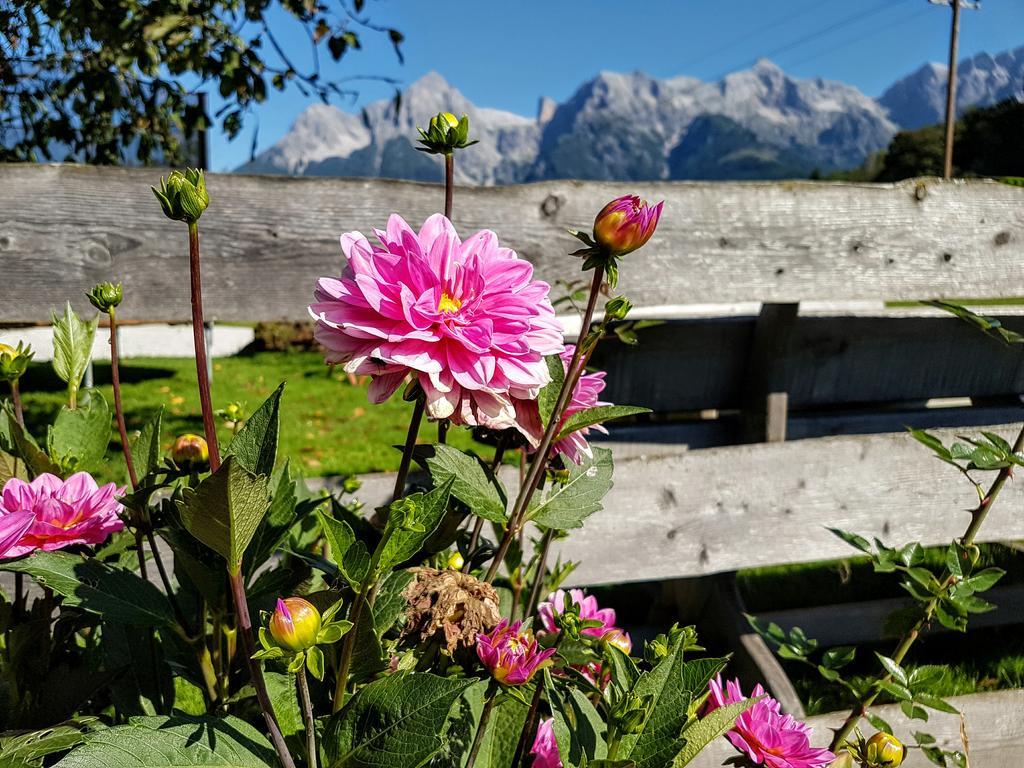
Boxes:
[3,164,1024,748]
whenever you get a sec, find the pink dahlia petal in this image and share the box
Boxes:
[0,511,34,559]
[530,718,562,768]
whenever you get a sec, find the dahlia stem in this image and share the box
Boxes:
[187,221,221,471]
[463,437,509,574]
[108,309,138,488]
[485,266,605,583]
[9,379,24,426]
[464,689,497,768]
[829,420,1024,750]
[511,680,544,768]
[392,396,425,501]
[297,668,318,768]
[444,153,454,219]
[525,528,555,617]
[229,570,296,768]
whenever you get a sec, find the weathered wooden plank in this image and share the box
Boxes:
[688,689,1024,768]
[593,313,1024,412]
[1,164,1023,323]
[312,421,1024,585]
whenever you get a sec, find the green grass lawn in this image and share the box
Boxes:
[17,351,495,483]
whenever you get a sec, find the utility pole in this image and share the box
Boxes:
[928,0,981,179]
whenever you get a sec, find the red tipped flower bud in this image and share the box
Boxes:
[269,597,322,652]
[171,433,209,470]
[864,732,905,767]
[593,195,663,257]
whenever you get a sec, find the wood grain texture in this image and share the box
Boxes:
[2,164,1023,322]
[687,689,1024,768]
[592,312,1024,412]
[312,421,1024,585]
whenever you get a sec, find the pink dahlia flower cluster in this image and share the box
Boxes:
[706,676,835,768]
[539,589,632,687]
[0,473,126,558]
[310,214,564,434]
[475,618,556,685]
[514,345,611,464]
[530,718,562,768]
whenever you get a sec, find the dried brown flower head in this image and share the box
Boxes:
[402,567,502,655]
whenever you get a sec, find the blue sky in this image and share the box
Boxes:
[209,0,1024,170]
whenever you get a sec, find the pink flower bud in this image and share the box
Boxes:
[530,718,563,768]
[592,195,663,257]
[269,597,322,652]
[172,433,209,470]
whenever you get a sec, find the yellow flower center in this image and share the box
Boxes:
[438,292,462,314]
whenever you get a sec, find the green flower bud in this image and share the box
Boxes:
[87,282,123,313]
[864,732,905,767]
[269,597,322,653]
[446,551,465,571]
[0,342,33,383]
[604,295,633,322]
[171,433,209,471]
[416,111,478,155]
[152,168,209,223]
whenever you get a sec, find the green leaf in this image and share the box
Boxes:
[527,447,613,530]
[866,712,893,734]
[916,693,959,715]
[2,404,60,478]
[464,694,528,768]
[51,302,98,392]
[556,405,651,441]
[0,720,97,768]
[46,389,110,473]
[52,715,276,767]
[876,654,909,686]
[371,569,414,638]
[0,551,173,627]
[377,478,454,574]
[822,646,856,670]
[318,510,371,591]
[960,567,1004,594]
[264,671,303,738]
[176,455,271,573]
[671,697,758,767]
[129,407,164,481]
[538,354,565,430]
[227,383,283,476]
[827,527,872,554]
[547,673,607,765]
[907,428,953,463]
[323,672,475,768]
[246,461,303,575]
[424,444,507,523]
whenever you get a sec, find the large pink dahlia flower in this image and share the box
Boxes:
[310,214,564,431]
[0,473,126,558]
[706,676,835,768]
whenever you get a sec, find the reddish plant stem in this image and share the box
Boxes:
[464,691,496,768]
[485,266,605,582]
[830,421,1024,750]
[187,222,221,471]
[392,396,425,501]
[444,153,454,219]
[9,379,24,426]
[525,528,555,618]
[187,221,292,767]
[108,310,138,488]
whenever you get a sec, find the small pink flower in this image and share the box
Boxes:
[310,214,564,434]
[515,345,612,464]
[476,618,556,685]
[530,718,562,768]
[0,473,126,557]
[706,676,835,768]
[593,195,663,257]
[0,511,34,559]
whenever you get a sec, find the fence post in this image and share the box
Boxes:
[738,303,799,444]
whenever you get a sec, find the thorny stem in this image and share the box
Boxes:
[297,669,318,768]
[187,221,291,766]
[485,266,605,582]
[830,421,1024,750]
[464,691,496,768]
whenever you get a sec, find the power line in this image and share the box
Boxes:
[785,4,932,70]
[711,0,915,80]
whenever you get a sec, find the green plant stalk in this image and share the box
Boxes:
[9,379,24,426]
[108,309,138,488]
[485,265,605,583]
[186,220,292,765]
[464,689,496,768]
[297,668,318,768]
[333,524,396,712]
[829,420,1024,749]
[370,396,426,530]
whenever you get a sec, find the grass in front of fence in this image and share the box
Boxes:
[17,352,496,483]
